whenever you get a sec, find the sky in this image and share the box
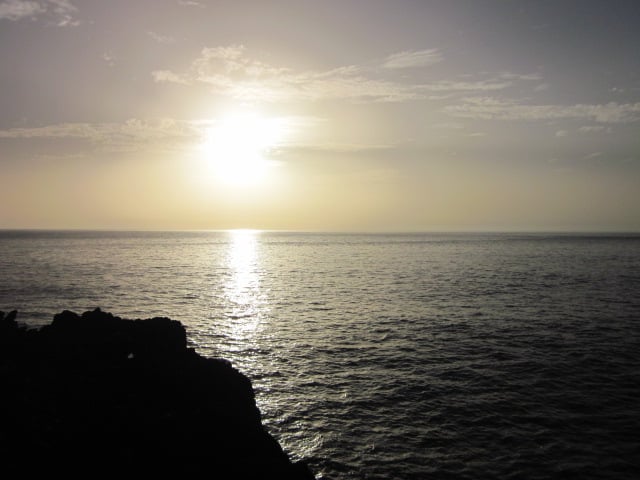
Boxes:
[1,0,639,231]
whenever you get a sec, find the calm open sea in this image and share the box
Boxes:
[1,231,639,479]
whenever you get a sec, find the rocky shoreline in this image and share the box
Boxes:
[0,308,314,478]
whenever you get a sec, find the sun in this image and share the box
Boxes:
[200,110,288,186]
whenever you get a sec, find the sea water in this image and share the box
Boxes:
[1,231,639,479]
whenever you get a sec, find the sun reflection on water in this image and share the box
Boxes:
[223,229,266,340]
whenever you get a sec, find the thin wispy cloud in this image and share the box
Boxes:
[0,119,199,152]
[152,70,189,84]
[152,45,528,103]
[382,49,442,69]
[445,97,640,123]
[0,115,317,151]
[0,0,78,26]
[177,0,204,7]
[102,51,116,67]
[497,72,542,81]
[0,0,44,20]
[48,0,77,26]
[578,125,612,134]
[147,31,176,44]
[419,80,512,92]
[288,142,394,154]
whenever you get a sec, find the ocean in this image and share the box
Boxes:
[1,230,639,479]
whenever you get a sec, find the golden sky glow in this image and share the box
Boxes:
[1,1,639,231]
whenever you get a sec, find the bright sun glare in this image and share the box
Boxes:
[200,111,288,186]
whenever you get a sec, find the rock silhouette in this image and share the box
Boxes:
[0,308,314,478]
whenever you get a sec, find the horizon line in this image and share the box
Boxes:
[1,227,639,235]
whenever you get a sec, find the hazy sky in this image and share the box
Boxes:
[1,0,639,231]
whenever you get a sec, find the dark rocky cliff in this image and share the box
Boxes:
[0,308,314,478]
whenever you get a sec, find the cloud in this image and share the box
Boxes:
[584,151,603,160]
[0,115,320,151]
[498,72,542,81]
[177,0,204,6]
[578,125,612,134]
[0,118,201,152]
[444,97,640,123]
[0,0,44,20]
[152,45,417,102]
[555,130,568,137]
[147,31,175,44]
[152,70,189,84]
[102,51,115,67]
[0,0,78,26]
[152,45,526,103]
[419,80,512,92]
[382,49,442,69]
[495,73,548,92]
[0,123,99,139]
[288,142,394,154]
[48,0,77,26]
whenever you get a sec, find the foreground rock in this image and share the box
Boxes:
[0,308,314,478]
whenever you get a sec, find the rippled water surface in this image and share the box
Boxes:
[2,231,640,479]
